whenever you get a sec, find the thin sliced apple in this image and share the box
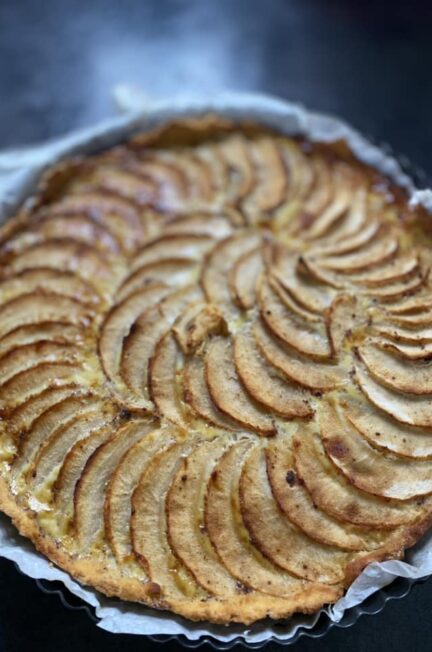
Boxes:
[126,157,187,211]
[348,253,420,287]
[201,232,261,316]
[131,442,205,600]
[293,429,428,528]
[373,339,432,361]
[167,438,238,596]
[196,144,229,207]
[46,192,144,252]
[298,255,345,289]
[0,323,84,360]
[0,268,101,306]
[156,149,213,205]
[131,234,214,271]
[322,185,368,244]
[54,425,114,522]
[372,322,432,344]
[355,362,432,427]
[206,440,312,596]
[29,409,111,490]
[363,270,427,300]
[358,340,432,395]
[117,258,197,303]
[228,247,262,310]
[281,145,318,207]
[29,214,121,254]
[386,308,432,327]
[257,276,332,359]
[269,273,323,323]
[302,164,355,240]
[99,283,170,385]
[233,328,313,419]
[218,134,255,202]
[298,155,333,215]
[0,341,81,386]
[327,294,358,355]
[320,402,432,499]
[75,419,154,549]
[158,284,204,323]
[343,397,432,458]
[205,338,276,436]
[0,363,82,414]
[309,217,378,258]
[266,438,388,551]
[163,214,233,239]
[6,239,113,284]
[12,394,97,479]
[272,250,334,315]
[0,293,91,340]
[386,294,432,315]
[120,307,168,402]
[149,332,187,428]
[317,235,399,273]
[105,428,172,562]
[242,138,287,219]
[6,385,83,441]
[240,446,347,583]
[253,320,342,391]
[182,356,238,431]
[83,166,157,206]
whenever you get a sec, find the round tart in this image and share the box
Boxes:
[0,116,431,625]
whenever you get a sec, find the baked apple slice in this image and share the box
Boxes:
[131,234,214,271]
[0,268,101,307]
[0,293,92,340]
[182,356,239,431]
[205,337,276,436]
[105,428,173,563]
[149,332,187,428]
[358,340,432,395]
[201,232,261,317]
[206,440,326,597]
[75,419,154,549]
[343,397,432,458]
[45,192,145,252]
[253,320,341,391]
[228,246,263,310]
[131,442,205,600]
[117,258,197,303]
[0,362,82,414]
[320,401,432,499]
[355,362,432,427]
[257,276,332,359]
[240,446,347,583]
[266,437,389,551]
[233,328,313,419]
[167,438,239,596]
[293,429,431,528]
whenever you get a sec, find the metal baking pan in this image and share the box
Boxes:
[31,570,429,648]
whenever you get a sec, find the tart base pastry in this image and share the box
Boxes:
[0,116,432,624]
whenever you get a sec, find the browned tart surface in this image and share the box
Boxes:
[0,116,431,624]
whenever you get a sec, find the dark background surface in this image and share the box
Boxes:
[0,0,431,650]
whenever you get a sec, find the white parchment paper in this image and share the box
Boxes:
[0,91,432,644]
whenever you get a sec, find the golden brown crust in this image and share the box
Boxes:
[0,115,431,626]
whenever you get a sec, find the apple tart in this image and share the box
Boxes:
[0,116,432,625]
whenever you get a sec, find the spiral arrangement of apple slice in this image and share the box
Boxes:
[0,118,432,625]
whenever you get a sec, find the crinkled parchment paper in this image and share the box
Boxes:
[0,91,432,644]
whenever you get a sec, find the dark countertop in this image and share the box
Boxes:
[0,1,431,650]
